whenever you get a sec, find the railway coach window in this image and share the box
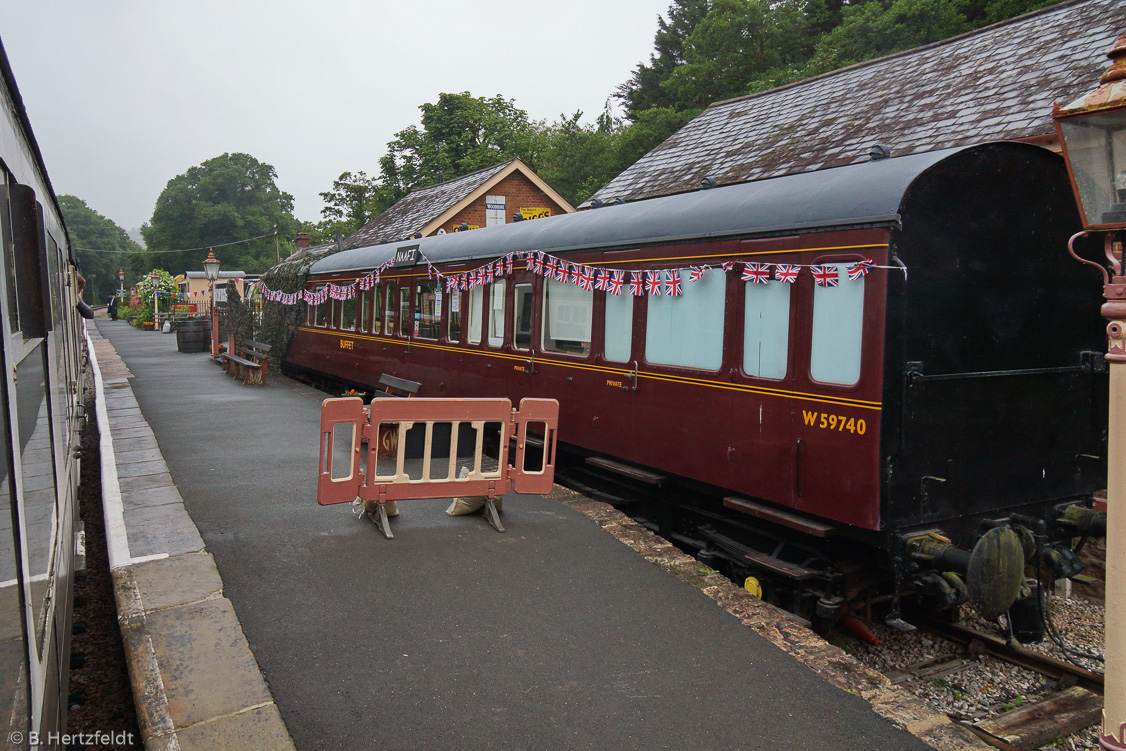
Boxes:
[415,280,439,339]
[743,280,790,379]
[604,290,633,362]
[810,262,864,386]
[542,278,591,356]
[384,285,396,335]
[646,269,724,369]
[467,286,483,344]
[358,290,369,332]
[398,286,410,337]
[314,286,327,327]
[339,294,356,332]
[488,280,506,347]
[513,283,533,350]
[448,290,462,342]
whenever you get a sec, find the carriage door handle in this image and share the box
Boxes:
[526,349,536,375]
[630,361,639,392]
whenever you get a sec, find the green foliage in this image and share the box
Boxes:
[128,269,178,329]
[616,0,1059,119]
[58,195,144,303]
[803,0,971,76]
[256,255,318,373]
[378,93,543,200]
[616,0,712,120]
[142,152,297,276]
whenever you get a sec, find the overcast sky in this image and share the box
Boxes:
[2,1,672,236]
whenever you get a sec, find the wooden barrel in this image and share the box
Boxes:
[176,318,210,353]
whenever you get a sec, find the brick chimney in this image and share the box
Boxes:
[296,232,310,251]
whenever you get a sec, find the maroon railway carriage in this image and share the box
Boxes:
[285,142,1106,623]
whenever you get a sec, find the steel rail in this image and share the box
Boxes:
[916,618,1103,694]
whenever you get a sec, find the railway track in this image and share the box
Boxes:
[880,619,1105,751]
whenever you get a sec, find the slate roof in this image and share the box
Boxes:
[585,0,1125,206]
[344,160,515,248]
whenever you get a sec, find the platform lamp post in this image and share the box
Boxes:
[117,268,124,295]
[202,249,221,362]
[1054,32,1126,751]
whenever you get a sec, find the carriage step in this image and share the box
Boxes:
[584,457,666,485]
[723,496,837,538]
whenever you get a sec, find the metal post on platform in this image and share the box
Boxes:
[1053,32,1126,751]
[203,249,221,362]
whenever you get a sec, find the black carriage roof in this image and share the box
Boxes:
[308,143,1011,275]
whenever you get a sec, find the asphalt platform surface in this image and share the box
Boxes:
[98,319,934,751]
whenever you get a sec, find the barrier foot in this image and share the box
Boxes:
[484,497,505,534]
[368,502,394,540]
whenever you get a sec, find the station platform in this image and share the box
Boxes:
[88,319,990,751]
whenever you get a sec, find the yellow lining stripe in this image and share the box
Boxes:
[296,326,883,411]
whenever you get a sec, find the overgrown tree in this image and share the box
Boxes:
[58,195,144,303]
[142,153,297,275]
[378,93,542,200]
[616,0,712,121]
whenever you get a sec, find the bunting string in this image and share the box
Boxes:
[256,250,882,306]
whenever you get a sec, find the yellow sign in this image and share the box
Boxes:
[339,339,353,350]
[520,207,552,220]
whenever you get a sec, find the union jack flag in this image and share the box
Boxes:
[535,252,545,274]
[630,272,644,296]
[608,271,625,295]
[506,254,514,275]
[812,265,839,287]
[847,259,875,281]
[460,274,468,290]
[445,276,457,292]
[594,269,610,291]
[578,266,594,291]
[544,256,558,278]
[486,266,495,284]
[477,269,486,287]
[645,271,663,296]
[495,260,505,277]
[664,269,682,296]
[427,263,436,279]
[689,265,708,282]
[554,261,567,283]
[721,261,734,272]
[742,262,771,284]
[774,264,799,283]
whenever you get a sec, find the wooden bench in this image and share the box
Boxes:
[377,373,421,398]
[223,339,272,385]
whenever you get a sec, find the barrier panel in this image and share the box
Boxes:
[318,396,559,538]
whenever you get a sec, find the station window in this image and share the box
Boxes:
[398,286,411,337]
[415,280,439,339]
[513,283,533,351]
[645,269,725,369]
[384,284,397,336]
[604,291,633,363]
[467,286,483,344]
[810,263,864,386]
[743,281,790,379]
[542,277,591,356]
[340,294,356,331]
[448,289,462,343]
[488,280,506,347]
[304,297,313,326]
[314,286,327,327]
